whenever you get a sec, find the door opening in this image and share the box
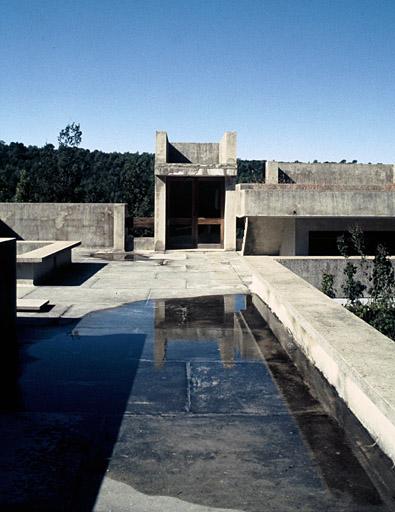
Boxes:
[166,178,224,249]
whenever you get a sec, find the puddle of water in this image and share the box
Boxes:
[3,295,395,511]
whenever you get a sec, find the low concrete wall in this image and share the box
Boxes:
[0,238,16,344]
[133,237,154,252]
[277,162,394,186]
[275,256,395,297]
[0,203,126,249]
[244,256,395,464]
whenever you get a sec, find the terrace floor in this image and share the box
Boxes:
[5,251,394,511]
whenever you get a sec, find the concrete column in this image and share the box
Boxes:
[155,132,168,163]
[113,204,126,251]
[265,161,279,184]
[224,177,237,251]
[219,132,237,164]
[0,238,16,344]
[154,176,166,252]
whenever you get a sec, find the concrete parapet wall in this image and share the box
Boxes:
[0,238,16,343]
[170,143,219,164]
[244,256,395,464]
[0,203,126,249]
[237,184,395,217]
[272,161,394,186]
[275,256,395,297]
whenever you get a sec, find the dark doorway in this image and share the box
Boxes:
[166,178,224,249]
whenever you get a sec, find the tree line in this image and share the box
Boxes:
[0,140,264,218]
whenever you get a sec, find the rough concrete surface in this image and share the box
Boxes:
[6,251,395,511]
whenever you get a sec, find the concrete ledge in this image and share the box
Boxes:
[17,241,81,284]
[243,255,395,464]
[133,237,154,251]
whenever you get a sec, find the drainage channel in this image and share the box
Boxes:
[4,294,395,511]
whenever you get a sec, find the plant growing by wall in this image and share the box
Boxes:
[327,227,395,341]
[321,273,336,298]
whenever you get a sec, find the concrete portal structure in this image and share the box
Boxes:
[154,131,237,251]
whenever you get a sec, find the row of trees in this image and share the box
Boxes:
[0,126,264,218]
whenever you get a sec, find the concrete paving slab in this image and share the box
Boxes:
[190,362,289,415]
[17,298,49,312]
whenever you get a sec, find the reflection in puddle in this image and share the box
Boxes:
[4,295,395,511]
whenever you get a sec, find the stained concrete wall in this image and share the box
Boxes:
[237,185,395,217]
[0,203,127,249]
[243,217,296,256]
[0,238,16,343]
[267,161,395,186]
[275,256,395,297]
[169,143,219,164]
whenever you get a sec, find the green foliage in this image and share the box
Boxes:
[0,140,155,218]
[330,226,394,340]
[321,273,336,298]
[237,159,264,183]
[370,244,395,306]
[347,302,395,341]
[58,122,82,148]
[342,261,366,304]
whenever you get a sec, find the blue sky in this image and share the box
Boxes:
[1,0,395,161]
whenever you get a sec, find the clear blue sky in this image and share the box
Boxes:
[1,0,395,162]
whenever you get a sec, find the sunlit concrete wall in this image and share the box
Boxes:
[267,161,395,186]
[0,203,126,249]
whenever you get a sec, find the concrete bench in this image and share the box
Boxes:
[17,240,81,285]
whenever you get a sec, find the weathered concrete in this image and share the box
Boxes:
[17,298,49,311]
[154,132,237,251]
[243,217,296,255]
[0,203,126,249]
[17,240,81,285]
[244,256,395,465]
[0,238,16,344]
[275,255,395,297]
[237,184,395,217]
[267,161,394,186]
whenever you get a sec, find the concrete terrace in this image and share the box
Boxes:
[6,250,395,511]
[17,251,251,321]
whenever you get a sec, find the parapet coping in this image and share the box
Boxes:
[243,255,395,464]
[237,183,395,191]
[17,241,81,263]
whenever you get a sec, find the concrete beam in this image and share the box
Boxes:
[237,186,395,217]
